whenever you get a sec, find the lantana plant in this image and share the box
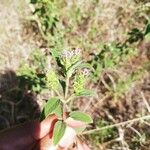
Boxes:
[40,48,95,149]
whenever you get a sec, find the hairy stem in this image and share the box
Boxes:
[65,76,69,99]
[66,94,76,104]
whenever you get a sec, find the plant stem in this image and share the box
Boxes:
[82,115,150,135]
[66,94,75,104]
[25,16,49,42]
[65,76,69,99]
[55,90,63,99]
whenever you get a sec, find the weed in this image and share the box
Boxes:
[18,48,95,146]
[89,42,136,83]
[17,49,47,93]
[88,119,117,147]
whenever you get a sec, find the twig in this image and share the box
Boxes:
[107,73,116,90]
[101,74,112,91]
[143,120,150,127]
[82,115,150,135]
[83,97,94,112]
[91,94,111,113]
[141,92,150,113]
[24,16,49,42]
[104,110,129,150]
[127,126,142,137]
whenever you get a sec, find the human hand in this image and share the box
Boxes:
[0,115,91,150]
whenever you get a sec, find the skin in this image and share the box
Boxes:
[0,115,58,150]
[0,115,90,150]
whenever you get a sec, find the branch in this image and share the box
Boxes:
[82,115,150,135]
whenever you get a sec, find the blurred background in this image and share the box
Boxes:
[0,0,150,149]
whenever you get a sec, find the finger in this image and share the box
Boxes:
[33,115,57,140]
[34,134,63,150]
[76,139,91,150]
[32,116,77,150]
[0,115,57,150]
[34,134,56,150]
[58,126,76,149]
[58,117,87,149]
[36,126,76,150]
[65,117,86,128]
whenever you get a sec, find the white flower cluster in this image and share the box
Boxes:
[62,48,81,59]
[82,68,90,76]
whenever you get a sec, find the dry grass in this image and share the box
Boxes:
[0,0,37,70]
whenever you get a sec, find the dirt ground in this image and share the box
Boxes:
[0,0,37,70]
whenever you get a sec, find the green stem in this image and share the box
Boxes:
[66,94,76,104]
[65,76,69,99]
[25,16,49,42]
[55,90,64,100]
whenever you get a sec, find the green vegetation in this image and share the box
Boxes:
[15,0,150,149]
[88,119,117,146]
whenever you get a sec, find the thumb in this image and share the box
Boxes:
[33,115,57,140]
[76,139,91,150]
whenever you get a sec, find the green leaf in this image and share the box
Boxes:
[46,70,60,90]
[74,126,86,134]
[145,33,150,41]
[70,111,93,123]
[67,61,82,77]
[104,59,114,68]
[53,121,66,145]
[53,102,63,118]
[73,74,86,94]
[51,49,60,58]
[30,0,37,4]
[144,22,150,36]
[76,89,96,97]
[78,62,92,70]
[40,98,60,121]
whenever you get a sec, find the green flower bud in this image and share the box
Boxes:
[46,70,60,90]
[73,73,86,94]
